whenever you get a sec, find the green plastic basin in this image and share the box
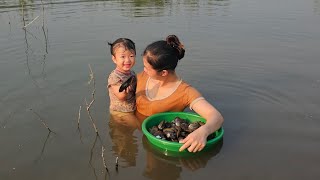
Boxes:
[141,112,224,155]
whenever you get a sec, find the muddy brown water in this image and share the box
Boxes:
[1,0,320,179]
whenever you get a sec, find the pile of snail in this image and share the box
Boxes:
[148,117,215,142]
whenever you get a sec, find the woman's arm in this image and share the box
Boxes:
[179,99,224,152]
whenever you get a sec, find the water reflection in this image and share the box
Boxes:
[142,136,223,179]
[119,0,167,17]
[33,131,53,163]
[1,0,231,17]
[118,0,230,17]
[87,134,110,180]
[21,0,49,88]
[89,134,99,180]
[108,112,139,168]
[1,0,319,179]
[18,0,36,22]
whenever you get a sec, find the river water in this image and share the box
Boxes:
[1,0,320,179]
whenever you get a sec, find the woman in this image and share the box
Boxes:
[135,35,224,153]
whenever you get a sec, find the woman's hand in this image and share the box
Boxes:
[179,99,224,152]
[179,126,209,152]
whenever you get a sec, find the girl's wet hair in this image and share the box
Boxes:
[143,35,185,72]
[108,38,136,56]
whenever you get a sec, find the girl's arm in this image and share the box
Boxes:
[179,99,224,152]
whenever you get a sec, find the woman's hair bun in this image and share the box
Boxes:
[166,35,185,60]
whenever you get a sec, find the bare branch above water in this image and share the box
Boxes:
[30,108,53,132]
[116,156,119,171]
[101,146,109,172]
[85,64,98,134]
[77,105,82,128]
[23,15,39,28]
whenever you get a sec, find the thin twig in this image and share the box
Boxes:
[1,111,14,128]
[76,126,83,144]
[116,156,119,171]
[30,108,53,132]
[101,146,109,172]
[87,64,96,111]
[88,64,94,85]
[85,64,98,134]
[21,1,25,27]
[87,96,95,112]
[85,99,98,134]
[41,0,49,54]
[77,105,81,128]
[23,15,39,29]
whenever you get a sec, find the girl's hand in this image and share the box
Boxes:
[179,126,208,152]
[126,84,134,93]
[110,83,129,100]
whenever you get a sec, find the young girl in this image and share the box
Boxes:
[107,38,137,126]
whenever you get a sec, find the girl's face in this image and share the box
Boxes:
[112,46,136,73]
[143,56,161,79]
